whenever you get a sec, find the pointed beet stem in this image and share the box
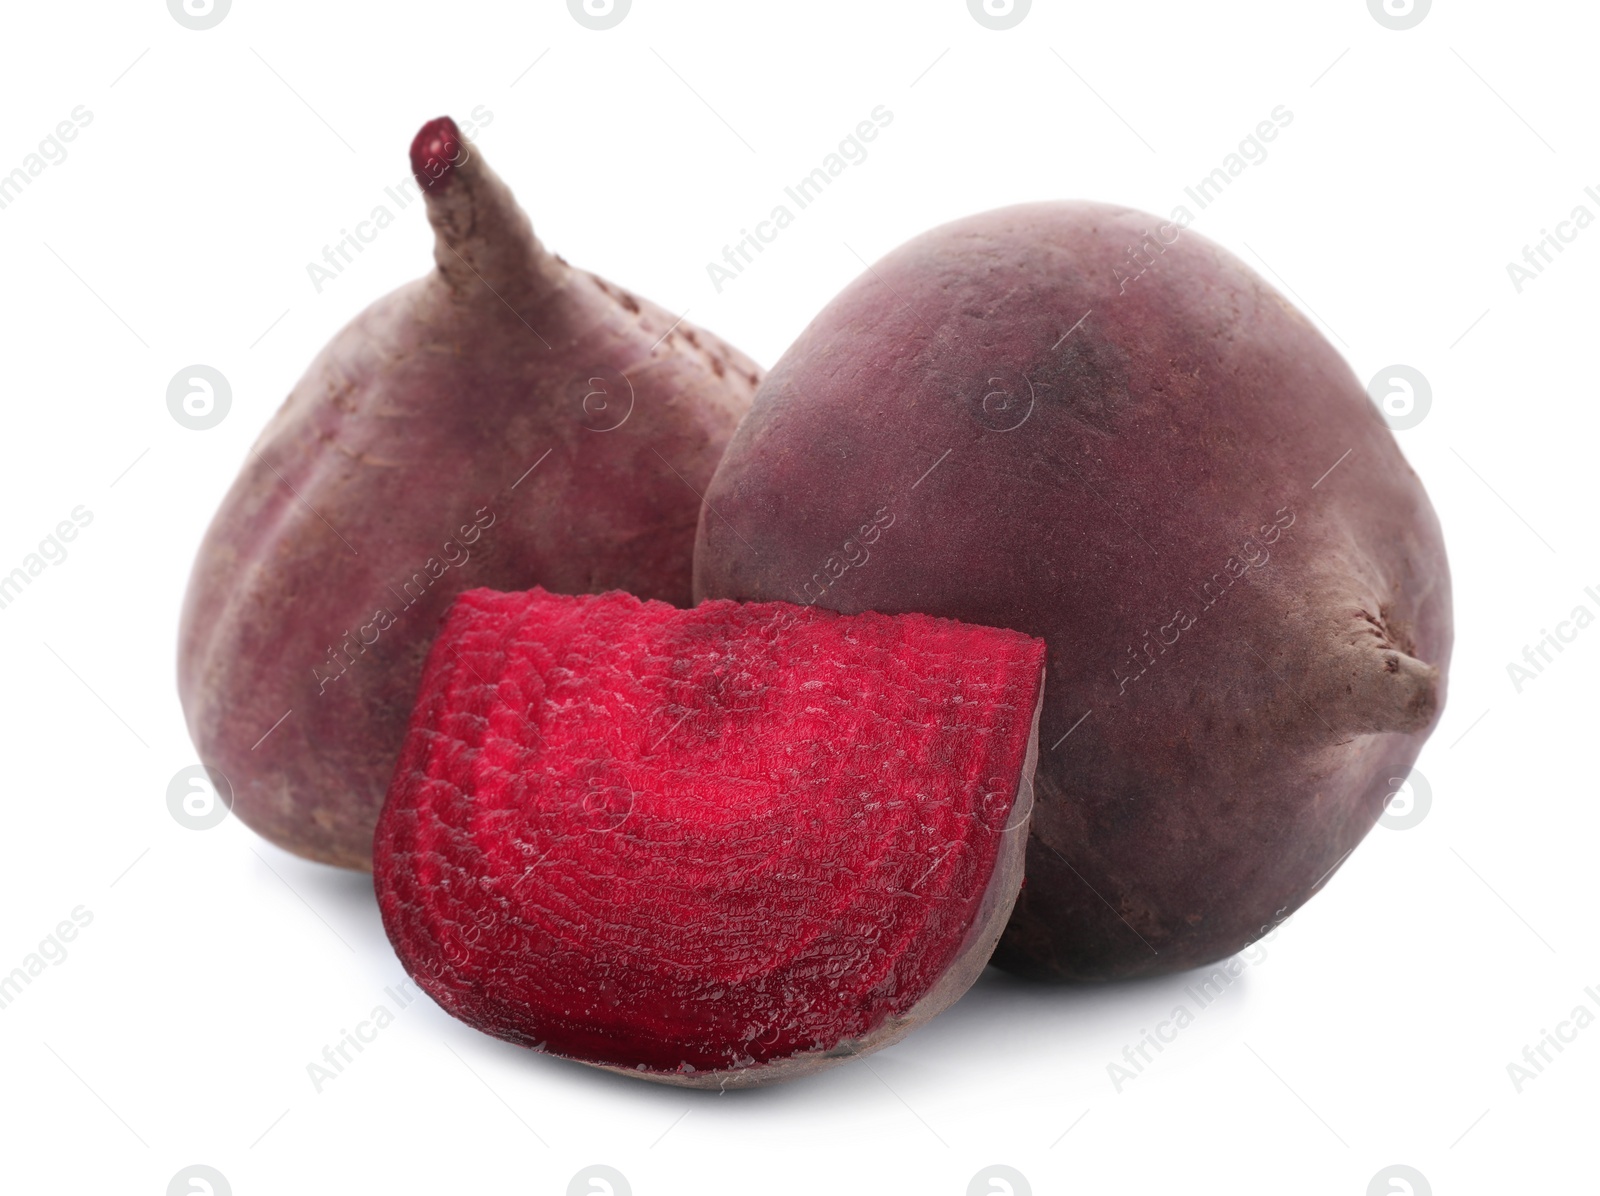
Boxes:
[410,117,464,193]
[410,115,561,303]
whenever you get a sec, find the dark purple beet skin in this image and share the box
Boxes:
[178,118,761,870]
[693,201,1452,982]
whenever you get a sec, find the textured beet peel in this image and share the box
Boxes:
[374,588,1046,1087]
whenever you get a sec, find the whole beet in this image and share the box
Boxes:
[179,117,760,870]
[694,202,1451,982]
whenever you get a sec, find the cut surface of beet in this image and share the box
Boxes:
[374,588,1045,1087]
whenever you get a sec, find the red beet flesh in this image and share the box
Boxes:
[374,588,1046,1086]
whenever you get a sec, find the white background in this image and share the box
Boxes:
[1,2,1594,1194]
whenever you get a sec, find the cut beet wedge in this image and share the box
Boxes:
[374,588,1046,1088]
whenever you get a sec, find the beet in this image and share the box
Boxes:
[693,201,1452,982]
[374,588,1045,1086]
[178,117,760,870]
